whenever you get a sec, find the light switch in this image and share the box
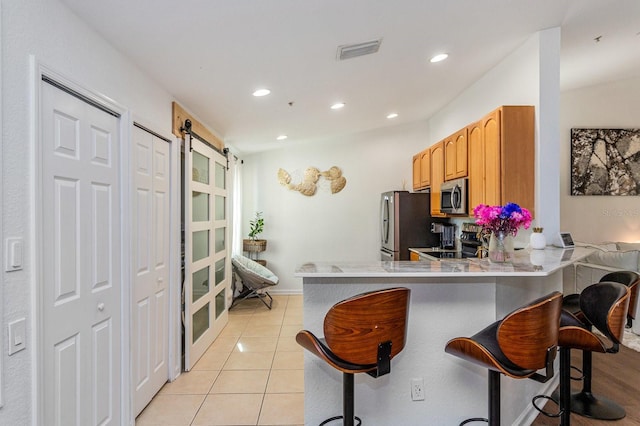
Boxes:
[8,318,26,355]
[5,238,24,272]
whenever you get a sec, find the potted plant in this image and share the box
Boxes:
[243,211,267,254]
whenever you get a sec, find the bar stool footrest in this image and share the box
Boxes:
[532,394,562,418]
[460,418,488,425]
[319,415,362,426]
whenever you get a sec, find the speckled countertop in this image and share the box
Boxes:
[295,246,593,278]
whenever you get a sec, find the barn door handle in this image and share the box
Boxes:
[97,303,105,311]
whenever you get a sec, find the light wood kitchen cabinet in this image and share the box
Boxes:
[412,153,421,190]
[467,106,535,215]
[467,120,484,212]
[430,141,446,216]
[444,128,468,180]
[412,149,431,191]
[420,149,431,188]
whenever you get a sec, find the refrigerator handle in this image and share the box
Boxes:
[381,197,389,244]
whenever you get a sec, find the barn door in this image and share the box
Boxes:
[183,136,230,370]
[40,78,122,425]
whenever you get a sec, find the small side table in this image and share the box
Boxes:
[243,239,267,267]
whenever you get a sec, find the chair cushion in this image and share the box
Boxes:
[232,254,279,284]
[616,242,640,252]
[577,242,618,252]
[584,250,638,270]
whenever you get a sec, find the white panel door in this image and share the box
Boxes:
[184,136,230,370]
[132,126,171,416]
[41,81,121,426]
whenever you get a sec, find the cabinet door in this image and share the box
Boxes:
[467,121,484,213]
[430,141,445,216]
[412,153,421,190]
[420,149,431,188]
[444,136,456,181]
[500,106,535,214]
[444,129,469,181]
[482,109,501,206]
[454,128,468,178]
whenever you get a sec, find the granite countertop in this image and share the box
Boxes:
[295,246,593,278]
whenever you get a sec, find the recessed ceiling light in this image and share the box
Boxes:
[387,113,399,119]
[331,102,345,110]
[430,53,448,63]
[253,88,271,97]
[276,135,288,141]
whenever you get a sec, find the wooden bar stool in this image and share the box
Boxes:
[445,292,562,426]
[562,270,638,327]
[296,287,410,426]
[553,281,630,425]
[556,275,635,421]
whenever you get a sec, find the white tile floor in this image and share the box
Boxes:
[136,294,304,426]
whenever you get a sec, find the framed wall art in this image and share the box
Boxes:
[570,128,640,195]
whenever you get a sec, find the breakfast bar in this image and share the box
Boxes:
[295,247,592,426]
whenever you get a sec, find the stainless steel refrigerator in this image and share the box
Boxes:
[380,191,446,261]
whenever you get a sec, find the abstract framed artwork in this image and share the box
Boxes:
[570,128,640,195]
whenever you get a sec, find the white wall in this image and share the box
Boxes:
[428,28,561,246]
[1,0,179,423]
[241,29,560,293]
[240,120,430,293]
[560,75,640,243]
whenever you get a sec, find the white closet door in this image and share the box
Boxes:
[41,81,121,426]
[184,136,230,370]
[132,126,171,416]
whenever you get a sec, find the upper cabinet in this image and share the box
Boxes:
[444,128,468,180]
[411,105,534,217]
[412,153,421,190]
[467,106,535,215]
[412,148,431,191]
[420,149,431,188]
[467,120,484,212]
[430,141,446,217]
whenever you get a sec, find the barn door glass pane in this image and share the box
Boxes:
[192,192,209,222]
[192,266,210,302]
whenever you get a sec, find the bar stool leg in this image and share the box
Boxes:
[559,347,571,426]
[319,373,361,426]
[344,373,355,426]
[488,370,500,426]
[569,350,625,420]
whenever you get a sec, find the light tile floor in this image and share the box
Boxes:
[136,294,304,426]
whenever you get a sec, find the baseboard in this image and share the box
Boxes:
[269,288,303,295]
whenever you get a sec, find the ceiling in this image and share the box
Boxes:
[60,0,640,154]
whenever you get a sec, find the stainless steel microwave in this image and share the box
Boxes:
[440,178,468,215]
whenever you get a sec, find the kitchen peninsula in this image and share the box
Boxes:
[295,247,592,426]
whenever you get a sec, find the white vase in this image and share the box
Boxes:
[529,228,546,250]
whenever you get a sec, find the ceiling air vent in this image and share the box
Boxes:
[337,39,382,60]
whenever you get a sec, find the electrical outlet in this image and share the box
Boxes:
[411,378,425,401]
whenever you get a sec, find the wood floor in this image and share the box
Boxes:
[532,345,640,425]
